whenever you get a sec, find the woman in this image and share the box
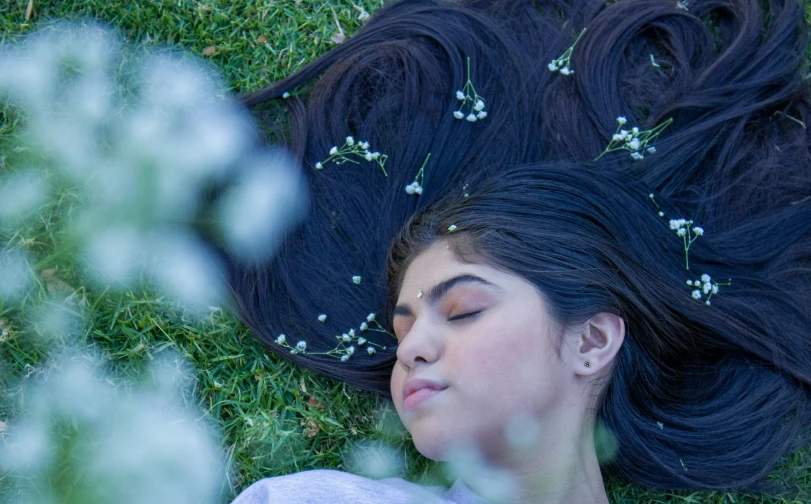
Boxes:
[213,0,811,501]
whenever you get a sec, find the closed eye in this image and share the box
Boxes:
[448,310,482,322]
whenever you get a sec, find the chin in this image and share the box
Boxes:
[409,423,464,462]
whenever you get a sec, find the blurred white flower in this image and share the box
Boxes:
[0,248,32,300]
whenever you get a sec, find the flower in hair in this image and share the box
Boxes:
[677,1,689,10]
[274,312,395,361]
[548,28,587,76]
[650,194,732,305]
[596,117,673,161]
[453,57,488,122]
[315,137,389,176]
[447,224,458,232]
[318,314,327,322]
[406,153,431,196]
[687,273,730,305]
[352,275,362,284]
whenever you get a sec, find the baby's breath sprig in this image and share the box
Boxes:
[669,218,703,270]
[274,312,395,362]
[686,274,731,306]
[649,193,732,305]
[453,57,488,122]
[548,28,587,76]
[405,153,431,195]
[315,136,389,176]
[596,116,673,161]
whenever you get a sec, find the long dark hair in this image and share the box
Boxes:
[204,0,811,490]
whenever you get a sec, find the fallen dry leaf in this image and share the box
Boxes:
[257,35,268,44]
[308,397,323,409]
[330,7,346,44]
[300,417,321,438]
[203,45,216,56]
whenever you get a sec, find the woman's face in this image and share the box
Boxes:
[390,240,577,463]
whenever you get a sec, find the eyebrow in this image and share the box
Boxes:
[392,274,501,318]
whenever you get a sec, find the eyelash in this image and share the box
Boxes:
[448,310,482,322]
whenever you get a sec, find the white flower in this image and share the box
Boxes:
[677,228,687,236]
[358,337,366,345]
[447,224,458,232]
[560,67,571,76]
[711,285,719,294]
[628,138,641,151]
[474,100,485,111]
[296,341,307,352]
[276,334,286,344]
[348,329,355,337]
[466,113,477,122]
[631,127,640,136]
[686,280,693,285]
[367,347,376,355]
[619,130,629,139]
[693,227,704,236]
[318,314,327,322]
[691,290,702,299]
[669,219,686,230]
[548,61,558,71]
[367,313,376,322]
[405,184,415,195]
[360,322,368,331]
[631,152,644,160]
[371,152,380,159]
[657,421,664,429]
[359,141,370,149]
[352,275,361,284]
[705,299,711,305]
[453,111,464,119]
[364,152,373,161]
[658,211,665,217]
[329,146,338,155]
[456,90,466,100]
[346,136,354,145]
[414,185,423,195]
[617,116,627,125]
[476,111,487,119]
[647,146,657,153]
[341,355,349,362]
[315,162,323,170]
[701,274,711,283]
[347,346,355,356]
[282,92,291,98]
[693,280,701,287]
[342,333,351,342]
[703,282,712,294]
[612,134,623,142]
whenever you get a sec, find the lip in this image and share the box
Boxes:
[402,377,448,411]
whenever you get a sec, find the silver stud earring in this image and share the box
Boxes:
[584,361,591,368]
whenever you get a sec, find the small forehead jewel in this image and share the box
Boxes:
[417,289,423,298]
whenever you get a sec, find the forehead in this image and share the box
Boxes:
[399,241,504,294]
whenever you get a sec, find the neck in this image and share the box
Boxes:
[457,413,608,504]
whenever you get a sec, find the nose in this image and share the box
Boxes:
[395,314,442,369]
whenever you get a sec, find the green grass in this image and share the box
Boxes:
[0,1,809,503]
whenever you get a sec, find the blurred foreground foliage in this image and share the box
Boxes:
[0,1,808,503]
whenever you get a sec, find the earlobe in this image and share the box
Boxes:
[576,312,625,374]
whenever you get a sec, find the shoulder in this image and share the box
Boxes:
[230,469,450,504]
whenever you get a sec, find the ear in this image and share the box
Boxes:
[572,312,625,376]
